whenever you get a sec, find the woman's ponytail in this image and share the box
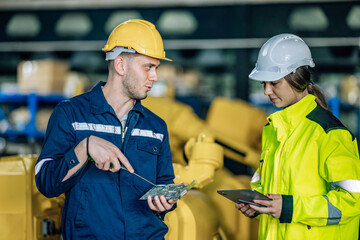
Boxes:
[285,66,331,112]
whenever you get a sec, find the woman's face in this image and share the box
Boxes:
[262,78,308,108]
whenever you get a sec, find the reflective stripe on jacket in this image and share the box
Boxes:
[251,94,360,240]
[35,81,175,240]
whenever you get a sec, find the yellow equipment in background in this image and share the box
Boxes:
[143,96,267,240]
[0,155,63,240]
[142,97,265,169]
[206,97,266,167]
[165,134,226,240]
[203,97,266,240]
[165,190,226,240]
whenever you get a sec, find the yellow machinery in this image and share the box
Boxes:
[164,134,226,240]
[143,96,267,240]
[142,97,265,169]
[202,97,266,240]
[0,155,63,240]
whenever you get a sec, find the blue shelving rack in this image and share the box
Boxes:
[0,93,67,142]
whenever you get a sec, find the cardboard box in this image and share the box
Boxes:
[17,59,69,94]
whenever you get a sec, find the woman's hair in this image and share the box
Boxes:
[284,66,331,112]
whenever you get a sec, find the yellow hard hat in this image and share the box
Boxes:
[102,19,171,61]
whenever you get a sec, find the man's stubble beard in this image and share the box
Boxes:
[122,72,148,101]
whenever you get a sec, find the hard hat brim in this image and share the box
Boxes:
[158,56,172,62]
[248,68,288,82]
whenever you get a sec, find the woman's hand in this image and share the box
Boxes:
[236,202,259,218]
[251,194,282,219]
[236,194,282,219]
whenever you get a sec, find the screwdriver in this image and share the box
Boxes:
[89,157,157,186]
[120,166,157,187]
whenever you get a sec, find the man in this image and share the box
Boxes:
[35,19,177,239]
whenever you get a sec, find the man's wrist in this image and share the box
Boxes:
[86,135,92,161]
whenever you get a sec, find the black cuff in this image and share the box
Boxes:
[249,211,260,219]
[279,195,293,223]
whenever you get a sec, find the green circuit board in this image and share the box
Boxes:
[139,180,196,200]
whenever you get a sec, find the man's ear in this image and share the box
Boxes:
[113,55,126,76]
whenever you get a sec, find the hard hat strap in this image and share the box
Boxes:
[105,47,136,61]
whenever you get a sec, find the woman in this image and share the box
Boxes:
[237,33,360,239]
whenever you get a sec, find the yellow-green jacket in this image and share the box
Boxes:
[251,94,360,240]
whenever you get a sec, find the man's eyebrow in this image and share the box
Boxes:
[144,63,160,68]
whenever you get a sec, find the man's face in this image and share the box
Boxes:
[262,78,306,108]
[122,55,160,100]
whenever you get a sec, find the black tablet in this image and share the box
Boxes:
[217,189,271,207]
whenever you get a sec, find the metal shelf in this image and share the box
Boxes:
[0,93,67,141]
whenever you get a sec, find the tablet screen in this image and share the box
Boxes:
[217,189,271,207]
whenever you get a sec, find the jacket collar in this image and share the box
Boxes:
[89,81,146,117]
[268,94,317,129]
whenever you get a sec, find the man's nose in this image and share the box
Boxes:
[149,69,158,82]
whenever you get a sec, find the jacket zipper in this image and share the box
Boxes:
[121,126,127,145]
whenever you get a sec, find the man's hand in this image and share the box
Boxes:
[147,195,176,213]
[88,135,134,173]
[236,193,282,219]
[147,182,188,213]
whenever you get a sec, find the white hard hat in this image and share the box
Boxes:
[249,33,315,82]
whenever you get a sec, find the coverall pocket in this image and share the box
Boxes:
[74,188,89,227]
[132,140,161,193]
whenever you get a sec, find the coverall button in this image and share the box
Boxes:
[153,147,158,152]
[70,159,75,165]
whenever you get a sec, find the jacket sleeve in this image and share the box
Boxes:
[35,103,88,198]
[289,129,360,226]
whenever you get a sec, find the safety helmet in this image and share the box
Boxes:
[249,33,314,81]
[102,19,171,61]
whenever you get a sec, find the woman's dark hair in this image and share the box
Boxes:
[284,66,331,112]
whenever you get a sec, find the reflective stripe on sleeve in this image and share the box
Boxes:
[323,196,342,225]
[332,180,360,193]
[251,172,260,183]
[35,158,53,175]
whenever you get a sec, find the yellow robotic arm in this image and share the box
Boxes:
[172,134,223,188]
[142,97,266,169]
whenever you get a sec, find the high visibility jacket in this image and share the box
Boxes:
[251,94,360,240]
[35,82,175,240]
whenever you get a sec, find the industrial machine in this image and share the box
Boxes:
[0,155,63,240]
[143,96,267,240]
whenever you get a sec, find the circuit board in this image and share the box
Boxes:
[139,180,196,200]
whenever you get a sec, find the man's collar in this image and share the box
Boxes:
[89,81,146,117]
[89,81,111,114]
